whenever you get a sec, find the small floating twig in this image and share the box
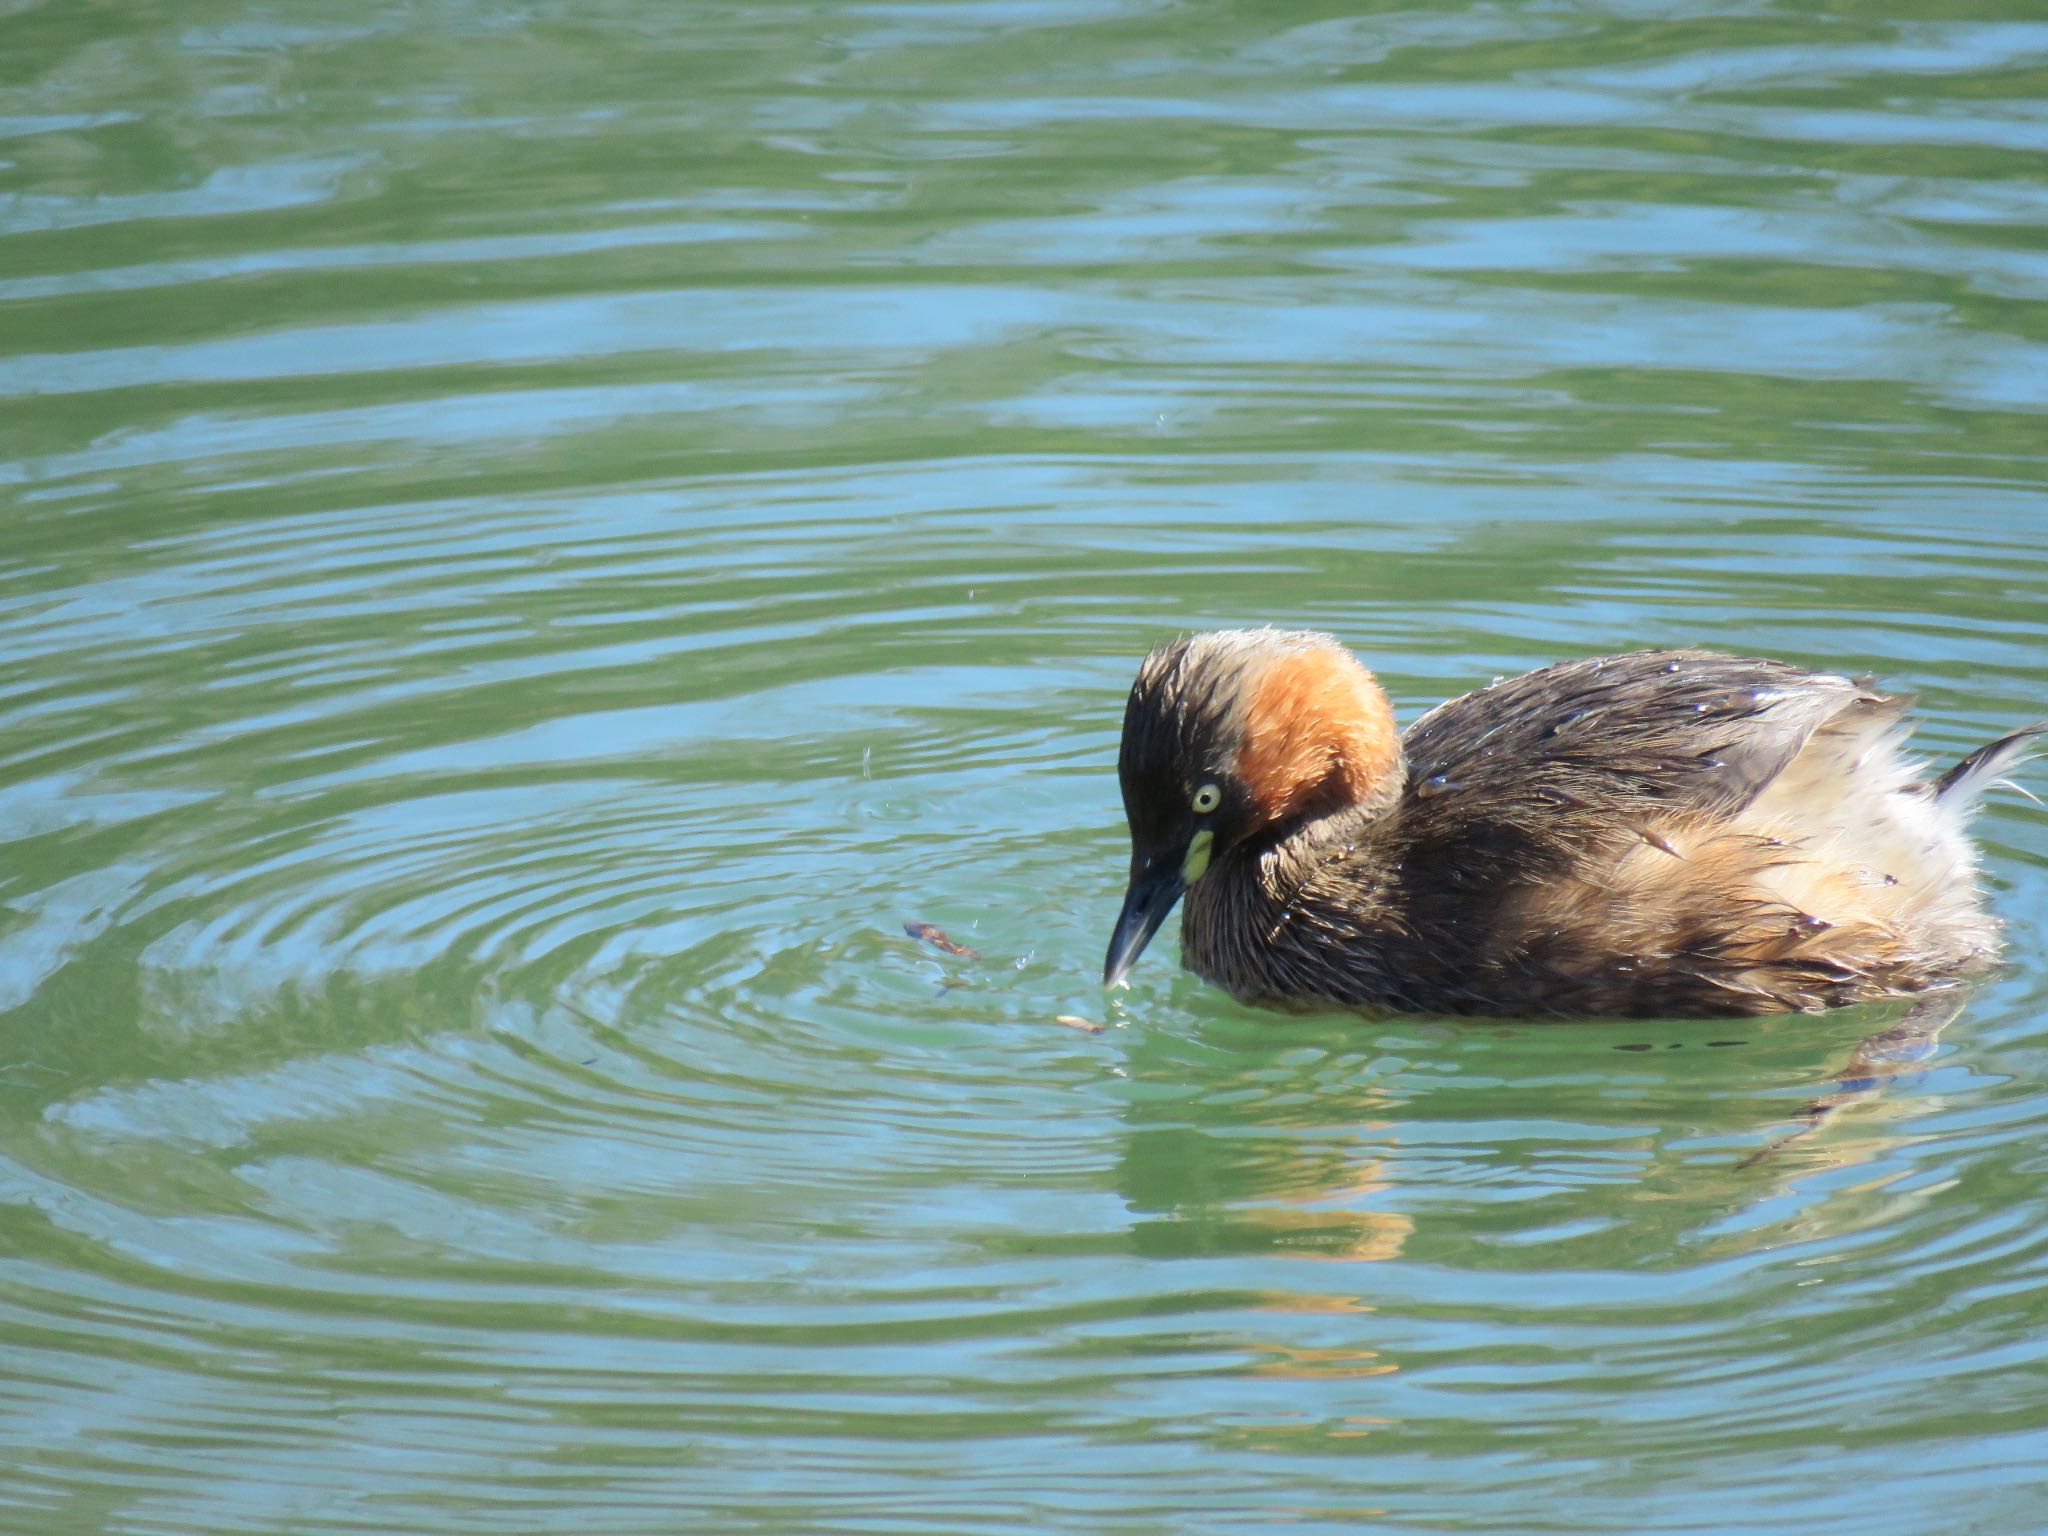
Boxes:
[1055,1014,1104,1034]
[904,921,979,959]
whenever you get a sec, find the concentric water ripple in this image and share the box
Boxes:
[6,1,2048,1533]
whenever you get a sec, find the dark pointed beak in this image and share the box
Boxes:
[1103,862,1187,988]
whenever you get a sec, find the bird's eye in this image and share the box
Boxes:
[1191,782,1222,814]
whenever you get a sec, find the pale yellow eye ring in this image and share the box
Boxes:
[1191,782,1222,814]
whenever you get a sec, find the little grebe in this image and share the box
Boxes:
[1105,630,2042,1018]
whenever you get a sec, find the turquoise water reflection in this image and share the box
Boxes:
[4,2,2048,1533]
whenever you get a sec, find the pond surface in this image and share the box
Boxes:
[4,2,2048,1532]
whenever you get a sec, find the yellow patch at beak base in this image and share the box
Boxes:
[1181,829,1214,884]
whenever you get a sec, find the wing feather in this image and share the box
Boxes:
[1396,650,1887,883]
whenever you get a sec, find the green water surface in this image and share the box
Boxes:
[4,2,2048,1532]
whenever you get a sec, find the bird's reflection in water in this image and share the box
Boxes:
[1108,994,1964,1281]
[1736,990,1966,1170]
[1111,1020,1415,1271]
[1097,996,1967,1456]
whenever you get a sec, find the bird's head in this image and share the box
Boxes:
[1104,629,1402,987]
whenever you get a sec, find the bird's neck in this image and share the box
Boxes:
[1181,798,1403,1004]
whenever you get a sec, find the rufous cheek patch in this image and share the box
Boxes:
[1237,646,1401,826]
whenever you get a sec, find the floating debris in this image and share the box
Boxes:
[1055,1014,1104,1034]
[904,921,979,959]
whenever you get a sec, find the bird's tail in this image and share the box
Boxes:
[1933,722,2048,810]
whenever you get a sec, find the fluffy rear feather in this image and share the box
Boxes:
[1934,723,2048,808]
